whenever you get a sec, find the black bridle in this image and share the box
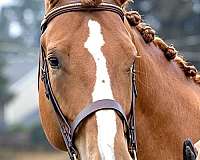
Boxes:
[39,3,137,160]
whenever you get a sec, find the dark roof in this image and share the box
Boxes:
[3,52,38,85]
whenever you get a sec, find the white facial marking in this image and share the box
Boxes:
[84,19,117,160]
[84,20,113,101]
[95,110,117,160]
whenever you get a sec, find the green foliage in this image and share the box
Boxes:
[29,124,51,149]
[7,123,51,150]
[0,57,13,106]
[132,0,200,41]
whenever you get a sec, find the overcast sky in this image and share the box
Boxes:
[0,0,13,6]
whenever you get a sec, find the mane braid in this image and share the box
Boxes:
[175,56,200,84]
[124,9,200,85]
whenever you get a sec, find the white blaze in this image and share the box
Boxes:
[84,19,117,160]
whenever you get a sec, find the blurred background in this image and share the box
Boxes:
[0,0,199,159]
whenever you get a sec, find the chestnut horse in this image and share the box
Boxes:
[38,0,200,160]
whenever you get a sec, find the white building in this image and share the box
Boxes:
[5,68,39,126]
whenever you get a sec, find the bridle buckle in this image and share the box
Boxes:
[73,154,77,160]
[133,150,137,160]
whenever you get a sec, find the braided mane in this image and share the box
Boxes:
[124,10,200,85]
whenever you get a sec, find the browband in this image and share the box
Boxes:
[41,3,124,33]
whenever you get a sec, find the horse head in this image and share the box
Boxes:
[39,0,138,159]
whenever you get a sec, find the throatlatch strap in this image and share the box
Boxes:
[128,63,137,159]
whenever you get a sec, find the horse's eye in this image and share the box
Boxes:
[48,56,60,69]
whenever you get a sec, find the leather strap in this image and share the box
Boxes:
[70,99,129,139]
[128,63,137,156]
[40,47,78,159]
[41,3,124,34]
